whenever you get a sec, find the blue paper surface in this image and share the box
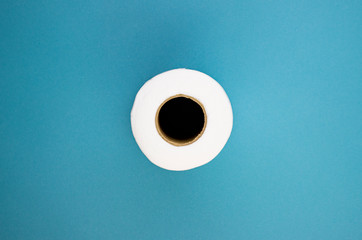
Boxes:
[0,0,361,239]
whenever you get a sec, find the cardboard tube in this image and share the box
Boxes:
[155,94,207,146]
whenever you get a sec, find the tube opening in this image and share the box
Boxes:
[156,94,207,146]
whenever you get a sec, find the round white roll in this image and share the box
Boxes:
[131,69,233,171]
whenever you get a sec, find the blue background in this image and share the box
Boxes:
[1,0,361,239]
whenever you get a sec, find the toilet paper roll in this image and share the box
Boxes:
[131,69,233,171]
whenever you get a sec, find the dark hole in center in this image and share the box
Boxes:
[158,96,205,142]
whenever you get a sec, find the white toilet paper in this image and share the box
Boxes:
[131,69,233,171]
